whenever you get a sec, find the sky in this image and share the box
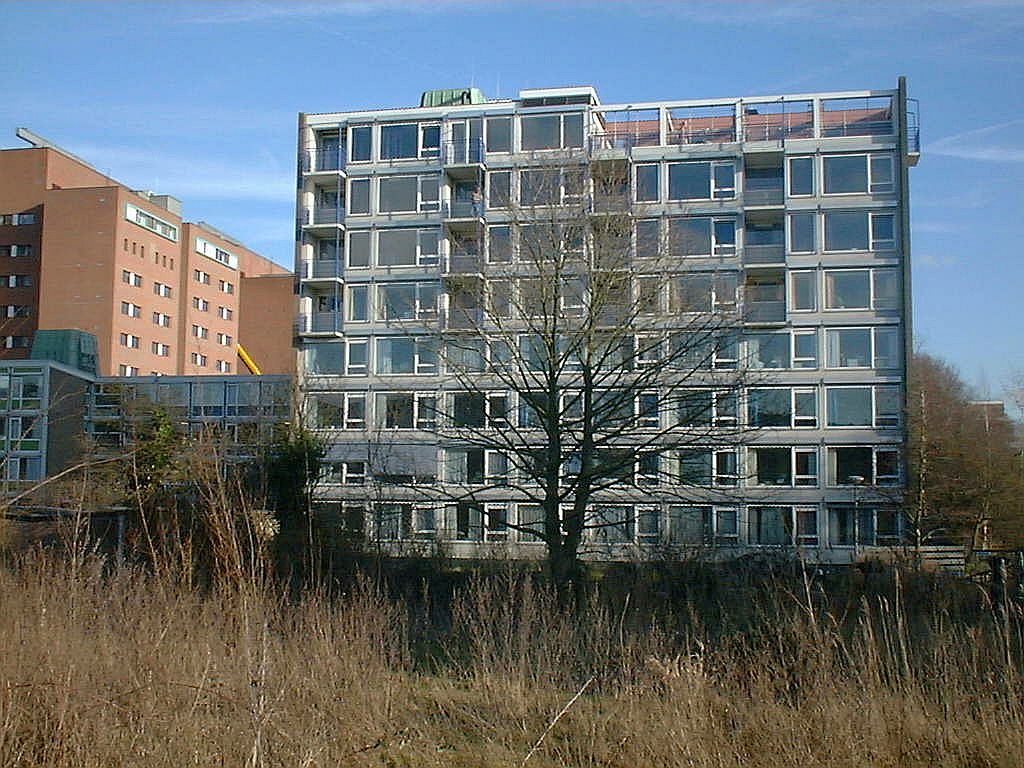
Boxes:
[1,0,1022,402]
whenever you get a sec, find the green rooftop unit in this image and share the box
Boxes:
[420,88,487,108]
[31,330,99,375]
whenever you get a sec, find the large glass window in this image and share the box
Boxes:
[667,161,735,201]
[823,155,869,194]
[827,387,873,426]
[520,112,584,151]
[488,171,511,208]
[825,270,871,309]
[788,157,814,196]
[375,336,437,375]
[824,211,869,251]
[748,506,792,545]
[789,212,816,253]
[350,126,371,162]
[486,117,512,153]
[349,178,370,215]
[826,328,871,368]
[379,176,418,213]
[748,388,791,427]
[747,333,789,369]
[669,217,736,257]
[348,231,371,268]
[790,271,816,311]
[635,164,659,202]
[380,124,418,159]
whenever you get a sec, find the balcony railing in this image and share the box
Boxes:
[442,139,485,166]
[443,252,484,275]
[743,179,785,206]
[304,259,344,280]
[667,124,737,145]
[443,307,484,330]
[442,200,485,220]
[589,130,661,153]
[307,148,345,172]
[296,312,344,335]
[743,300,786,324]
[743,115,814,142]
[308,206,345,225]
[743,244,786,266]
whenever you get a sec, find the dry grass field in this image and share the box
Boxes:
[0,544,1021,767]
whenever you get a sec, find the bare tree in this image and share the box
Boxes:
[403,158,754,592]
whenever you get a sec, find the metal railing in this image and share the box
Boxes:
[742,179,785,206]
[441,138,485,166]
[295,312,344,334]
[304,259,344,280]
[443,252,484,275]
[743,118,814,142]
[442,200,484,219]
[667,125,737,145]
[589,130,661,153]
[310,205,345,225]
[743,300,787,324]
[906,98,921,154]
[819,117,894,138]
[743,244,786,265]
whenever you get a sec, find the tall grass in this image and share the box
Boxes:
[0,549,1020,767]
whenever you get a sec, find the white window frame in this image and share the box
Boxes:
[665,160,736,201]
[788,270,817,312]
[786,156,815,197]
[153,282,171,298]
[823,210,897,253]
[827,446,901,487]
[825,326,900,370]
[636,391,660,429]
[119,333,140,349]
[343,393,366,430]
[821,153,895,196]
[345,339,369,376]
[633,163,660,203]
[122,270,142,288]
[518,112,584,152]
[792,328,819,369]
[825,385,902,428]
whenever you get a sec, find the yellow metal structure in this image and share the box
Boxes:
[237,343,261,375]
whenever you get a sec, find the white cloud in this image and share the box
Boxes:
[926,119,1024,162]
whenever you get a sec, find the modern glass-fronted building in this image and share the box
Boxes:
[295,81,919,563]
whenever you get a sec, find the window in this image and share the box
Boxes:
[827,447,900,486]
[520,112,583,151]
[380,123,418,160]
[635,164,659,202]
[343,393,366,429]
[635,219,661,259]
[152,312,171,327]
[122,270,142,287]
[590,505,634,545]
[196,237,238,269]
[118,364,140,376]
[823,154,895,195]
[347,285,369,321]
[667,161,735,200]
[125,203,177,241]
[349,178,370,215]
[419,123,441,159]
[193,296,210,311]
[679,449,738,487]
[119,333,140,349]
[3,335,31,349]
[120,301,141,318]
[377,282,438,321]
[347,231,371,268]
[746,332,790,369]
[792,329,818,369]
[0,213,37,225]
[377,228,439,267]
[217,333,232,346]
[218,306,233,320]
[215,360,231,373]
[377,392,436,430]
[669,217,736,257]
[748,388,792,427]
[828,505,901,546]
[823,269,900,311]
[0,245,33,257]
[378,174,440,213]
[749,447,818,488]
[452,392,486,428]
[788,212,816,253]
[825,327,900,369]
[788,157,814,196]
[486,117,512,153]
[349,125,372,162]
[827,386,901,427]
[193,269,211,285]
[789,270,816,311]
[824,211,896,251]
[487,171,511,208]
[192,324,209,340]
[153,282,171,298]
[345,340,368,375]
[151,342,170,357]
[375,336,437,375]
[2,305,30,318]
[520,167,584,206]
[219,280,234,294]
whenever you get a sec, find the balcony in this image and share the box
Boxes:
[743,173,784,207]
[589,129,660,155]
[295,312,344,336]
[310,205,345,225]
[443,306,484,330]
[442,139,485,179]
[442,200,485,220]
[820,98,894,139]
[303,147,346,174]
[742,244,786,266]
[302,259,344,281]
[443,251,484,276]
[743,103,814,143]
[743,300,786,324]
